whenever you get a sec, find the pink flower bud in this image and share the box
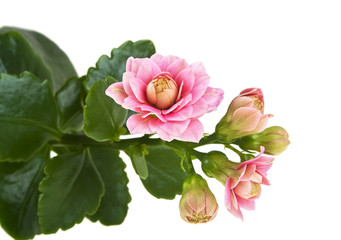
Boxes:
[179,174,218,224]
[216,88,272,142]
[146,72,179,110]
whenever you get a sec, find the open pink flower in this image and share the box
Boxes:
[225,147,274,220]
[105,54,224,142]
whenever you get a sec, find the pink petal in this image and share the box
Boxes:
[151,54,177,71]
[129,77,147,103]
[190,75,210,104]
[178,119,204,143]
[230,165,247,189]
[240,164,256,182]
[174,69,195,96]
[162,93,192,115]
[227,190,244,220]
[122,72,135,96]
[225,178,232,208]
[166,58,189,78]
[252,114,273,133]
[234,181,252,198]
[126,114,154,134]
[105,82,128,105]
[251,171,263,183]
[136,59,161,84]
[158,119,191,138]
[148,117,161,132]
[156,128,176,142]
[126,57,147,73]
[236,196,256,210]
[190,62,208,79]
[122,96,143,112]
[231,107,262,132]
[164,106,193,121]
[256,170,271,185]
[190,98,209,118]
[201,87,224,111]
[139,105,167,122]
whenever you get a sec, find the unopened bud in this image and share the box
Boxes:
[236,126,290,155]
[215,88,272,143]
[201,151,238,185]
[146,72,178,109]
[179,174,218,224]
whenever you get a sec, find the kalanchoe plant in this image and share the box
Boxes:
[0,26,290,240]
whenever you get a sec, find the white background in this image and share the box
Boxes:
[1,0,341,239]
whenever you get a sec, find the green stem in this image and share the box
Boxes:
[56,134,163,150]
[225,144,245,158]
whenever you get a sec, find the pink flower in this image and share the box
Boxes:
[105,54,224,142]
[216,88,273,142]
[225,147,274,220]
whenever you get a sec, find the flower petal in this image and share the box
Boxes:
[126,114,154,134]
[136,59,161,84]
[202,87,224,111]
[225,178,232,208]
[227,190,244,220]
[122,72,135,96]
[231,107,262,132]
[191,98,210,119]
[105,82,128,105]
[178,119,204,143]
[236,196,256,210]
[162,93,192,115]
[240,164,257,182]
[129,77,147,103]
[164,106,193,121]
[230,165,247,189]
[166,58,189,78]
[159,119,191,138]
[190,75,210,104]
[174,68,195,96]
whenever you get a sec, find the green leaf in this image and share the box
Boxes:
[0,72,61,162]
[0,146,49,240]
[0,31,51,83]
[38,148,104,234]
[141,145,188,199]
[127,145,149,180]
[85,40,156,91]
[87,148,131,225]
[84,77,127,142]
[0,26,77,93]
[55,76,86,132]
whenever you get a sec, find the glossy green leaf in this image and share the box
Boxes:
[85,40,156,91]
[0,72,61,162]
[87,148,131,225]
[56,76,86,132]
[127,145,149,180]
[141,145,188,199]
[0,26,77,93]
[0,147,49,240]
[38,148,104,234]
[84,77,127,142]
[0,31,51,82]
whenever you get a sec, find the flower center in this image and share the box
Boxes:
[146,72,178,110]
